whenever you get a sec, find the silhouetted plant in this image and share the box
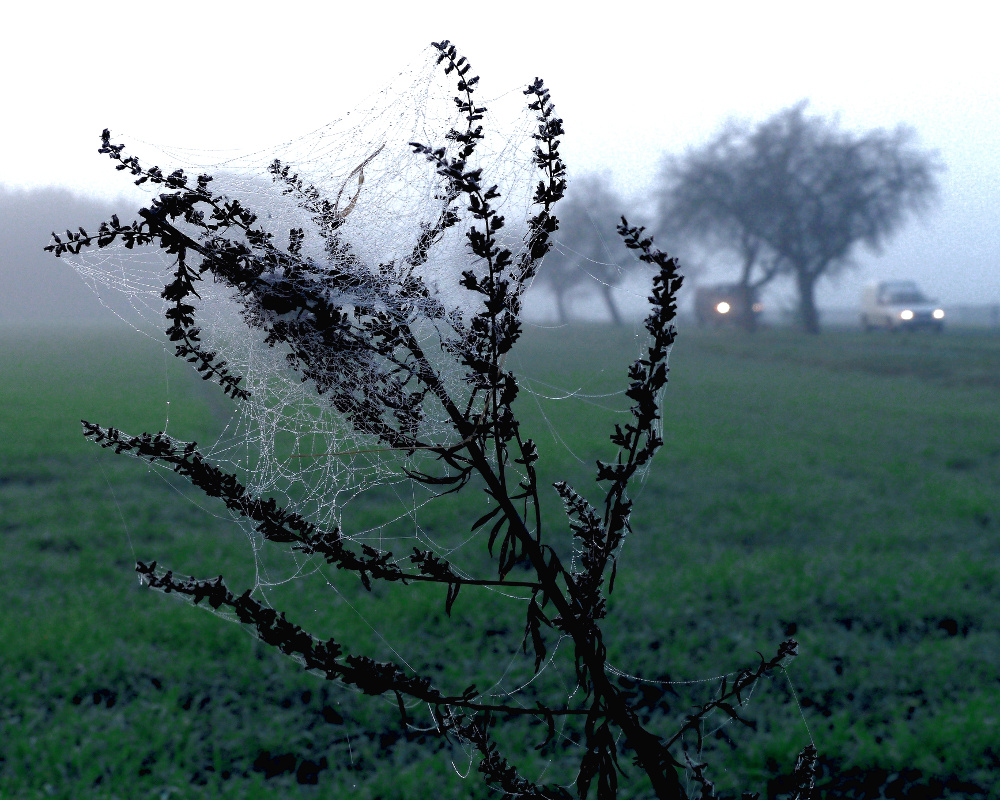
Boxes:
[48,41,815,799]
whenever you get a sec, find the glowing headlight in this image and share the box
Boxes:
[900,309,914,321]
[933,308,945,320]
[716,302,731,314]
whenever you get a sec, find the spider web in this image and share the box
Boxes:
[65,39,576,705]
[67,49,540,539]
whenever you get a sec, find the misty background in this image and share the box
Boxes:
[1,3,997,327]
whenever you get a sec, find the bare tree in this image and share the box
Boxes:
[655,102,941,333]
[533,173,636,326]
[655,131,781,333]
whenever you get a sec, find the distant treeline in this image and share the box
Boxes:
[0,186,132,325]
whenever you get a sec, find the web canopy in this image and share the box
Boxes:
[62,48,546,546]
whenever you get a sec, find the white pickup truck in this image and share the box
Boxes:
[860,281,945,332]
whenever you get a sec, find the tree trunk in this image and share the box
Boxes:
[599,283,623,327]
[795,269,821,334]
[553,286,569,324]
[738,281,757,333]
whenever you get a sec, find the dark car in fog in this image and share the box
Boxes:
[694,284,763,328]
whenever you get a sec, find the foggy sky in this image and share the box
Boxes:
[3,2,997,313]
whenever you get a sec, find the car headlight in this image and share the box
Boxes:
[716,302,730,314]
[933,308,945,320]
[900,309,914,320]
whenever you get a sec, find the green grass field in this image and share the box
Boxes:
[1,322,998,799]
